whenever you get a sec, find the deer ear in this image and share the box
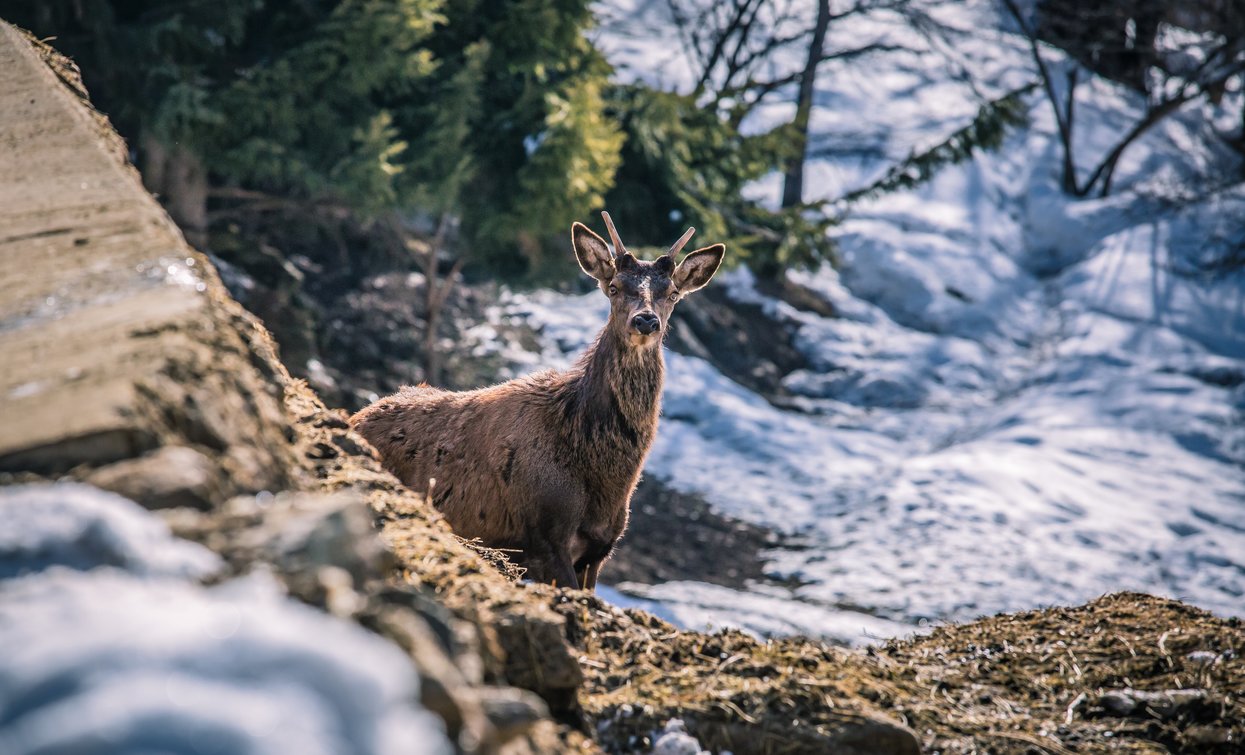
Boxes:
[572,222,613,281]
[672,244,725,294]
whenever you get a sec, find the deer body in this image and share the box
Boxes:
[351,214,723,590]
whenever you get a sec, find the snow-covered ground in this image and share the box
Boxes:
[0,484,452,754]
[492,0,1245,643]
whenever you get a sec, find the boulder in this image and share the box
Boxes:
[83,445,223,510]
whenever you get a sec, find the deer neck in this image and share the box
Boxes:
[567,323,664,459]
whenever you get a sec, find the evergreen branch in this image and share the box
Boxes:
[837,82,1037,207]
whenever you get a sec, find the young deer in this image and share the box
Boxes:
[350,213,724,590]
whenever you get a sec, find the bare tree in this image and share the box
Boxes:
[782,0,832,207]
[1002,0,1245,198]
[380,215,463,387]
[666,0,909,171]
[416,215,463,388]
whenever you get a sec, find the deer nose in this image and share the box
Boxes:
[631,312,660,335]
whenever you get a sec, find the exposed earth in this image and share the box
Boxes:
[605,478,786,592]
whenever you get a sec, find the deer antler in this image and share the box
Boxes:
[601,211,626,258]
[667,226,696,259]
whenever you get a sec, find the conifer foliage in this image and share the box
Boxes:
[5,0,622,276]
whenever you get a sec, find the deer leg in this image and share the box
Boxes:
[583,561,601,592]
[549,546,580,590]
[576,564,589,590]
[516,540,550,585]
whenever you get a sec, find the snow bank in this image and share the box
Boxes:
[0,483,222,580]
[0,483,452,755]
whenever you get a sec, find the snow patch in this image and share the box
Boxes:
[0,483,453,755]
[0,570,451,755]
[0,483,222,580]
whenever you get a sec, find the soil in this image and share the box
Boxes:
[604,477,784,591]
[565,590,1243,753]
[665,284,810,401]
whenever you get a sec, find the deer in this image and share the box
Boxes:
[349,212,724,591]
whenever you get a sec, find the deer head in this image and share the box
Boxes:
[572,212,725,349]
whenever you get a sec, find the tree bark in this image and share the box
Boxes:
[781,0,832,209]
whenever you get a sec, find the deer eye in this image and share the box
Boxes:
[668,291,680,302]
[608,284,618,296]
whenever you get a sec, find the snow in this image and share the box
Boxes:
[612,581,916,646]
[510,1,1245,640]
[0,483,223,580]
[0,483,453,755]
[650,719,709,755]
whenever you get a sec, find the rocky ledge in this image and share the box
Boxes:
[0,21,1240,755]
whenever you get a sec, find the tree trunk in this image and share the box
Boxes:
[781,0,831,209]
[419,214,462,387]
[140,132,209,249]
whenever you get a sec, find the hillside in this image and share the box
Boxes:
[563,0,1245,637]
[2,18,1244,755]
[0,17,1240,755]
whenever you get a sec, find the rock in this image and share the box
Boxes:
[83,445,223,510]
[376,585,488,686]
[1185,650,1222,666]
[1186,725,1232,745]
[491,605,584,715]
[476,686,550,745]
[1093,688,1214,720]
[651,719,707,755]
[703,714,921,755]
[332,430,376,459]
[234,491,393,602]
[0,21,294,493]
[367,604,493,752]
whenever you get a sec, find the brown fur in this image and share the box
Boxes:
[351,218,724,589]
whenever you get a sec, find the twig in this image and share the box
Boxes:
[1065,692,1087,724]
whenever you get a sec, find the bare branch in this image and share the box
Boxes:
[1088,57,1245,196]
[1000,0,1079,190]
[722,42,906,121]
[691,0,764,97]
[1001,0,1245,198]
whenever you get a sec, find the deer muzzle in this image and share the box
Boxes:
[631,312,660,335]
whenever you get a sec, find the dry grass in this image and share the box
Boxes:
[554,590,1243,753]
[873,593,1243,753]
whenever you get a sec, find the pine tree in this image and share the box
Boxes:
[2,0,445,243]
[605,85,836,280]
[6,0,623,279]
[839,84,1036,207]
[414,0,623,278]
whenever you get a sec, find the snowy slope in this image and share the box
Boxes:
[497,0,1245,641]
[0,484,452,754]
